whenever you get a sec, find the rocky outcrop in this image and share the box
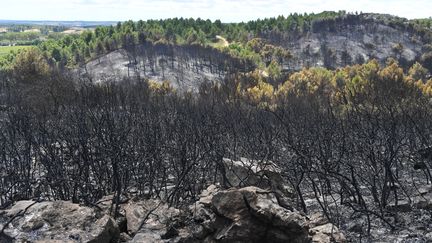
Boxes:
[123,198,184,240]
[183,185,345,243]
[0,200,119,243]
[308,213,346,243]
[0,186,345,243]
[188,186,309,243]
[221,157,294,199]
[0,156,347,243]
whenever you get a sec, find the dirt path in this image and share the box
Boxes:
[216,35,229,47]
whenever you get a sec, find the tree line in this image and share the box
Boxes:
[2,11,432,76]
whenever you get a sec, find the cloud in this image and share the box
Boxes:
[1,0,431,21]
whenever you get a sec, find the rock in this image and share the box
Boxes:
[310,223,346,243]
[96,194,129,213]
[161,225,179,239]
[123,198,181,239]
[307,213,346,242]
[186,186,310,243]
[198,184,219,206]
[186,185,345,243]
[130,232,161,242]
[191,224,208,239]
[211,188,250,221]
[311,232,332,243]
[221,157,294,198]
[119,232,132,242]
[309,212,329,227]
[34,240,75,243]
[0,186,347,243]
[0,200,119,243]
[88,215,120,243]
[21,216,44,232]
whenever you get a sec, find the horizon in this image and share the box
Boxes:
[0,11,431,25]
[1,0,431,23]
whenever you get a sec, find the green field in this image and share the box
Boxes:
[0,45,32,57]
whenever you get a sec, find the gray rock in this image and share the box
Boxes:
[221,157,294,199]
[310,223,346,243]
[188,186,310,243]
[123,198,181,242]
[309,212,329,227]
[130,231,161,243]
[119,232,132,242]
[0,200,119,243]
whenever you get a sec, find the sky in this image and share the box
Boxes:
[0,0,431,22]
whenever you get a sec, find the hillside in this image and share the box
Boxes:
[81,42,254,91]
[262,13,430,70]
[74,12,432,88]
[2,11,432,243]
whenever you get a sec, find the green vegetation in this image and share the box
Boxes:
[21,11,348,68]
[0,24,72,46]
[1,11,432,72]
[0,45,32,57]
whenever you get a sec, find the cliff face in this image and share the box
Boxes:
[262,14,429,70]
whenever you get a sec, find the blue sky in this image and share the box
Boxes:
[1,0,431,22]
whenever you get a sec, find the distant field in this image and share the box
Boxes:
[0,45,32,57]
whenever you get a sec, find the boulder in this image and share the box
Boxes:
[122,199,181,242]
[222,157,294,199]
[308,212,329,227]
[188,185,310,243]
[310,223,346,243]
[0,200,119,243]
[1,187,346,243]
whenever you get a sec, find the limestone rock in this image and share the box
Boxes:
[310,223,346,243]
[188,186,310,243]
[122,198,185,243]
[0,200,119,243]
[221,157,294,198]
